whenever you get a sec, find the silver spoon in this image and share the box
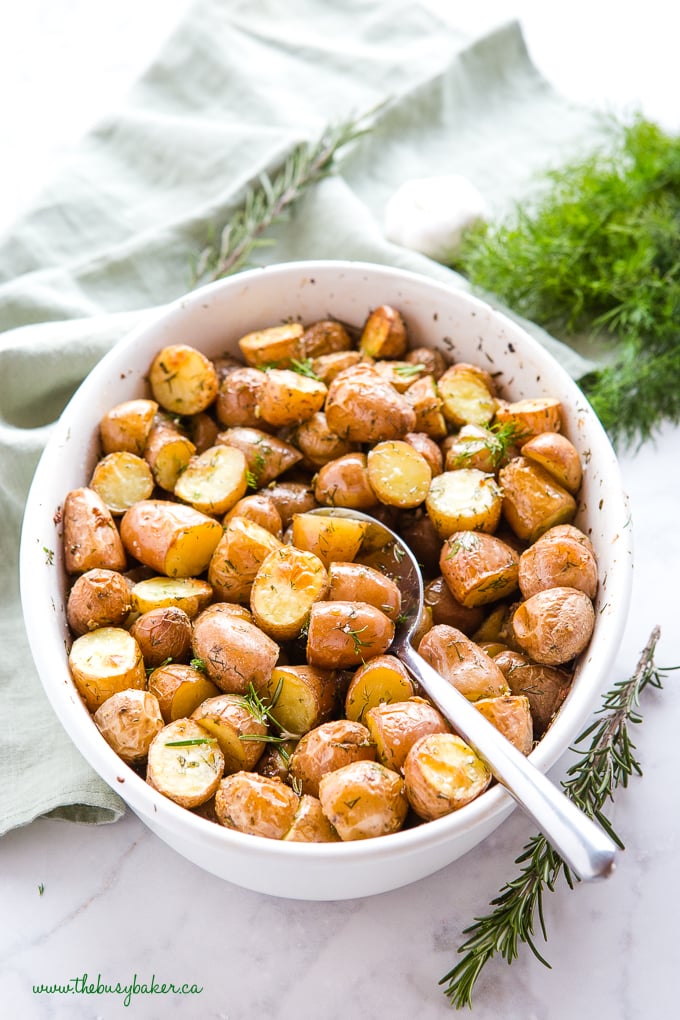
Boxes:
[310,506,617,881]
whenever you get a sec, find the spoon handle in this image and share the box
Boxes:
[398,643,618,881]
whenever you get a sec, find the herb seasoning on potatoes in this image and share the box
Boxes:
[60,302,598,842]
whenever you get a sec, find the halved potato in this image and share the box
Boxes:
[191,693,269,772]
[216,427,302,488]
[63,487,127,574]
[403,431,444,477]
[499,457,576,543]
[313,452,378,510]
[494,397,563,443]
[403,732,491,820]
[130,576,213,617]
[129,606,193,666]
[301,319,352,358]
[521,431,583,493]
[288,718,376,797]
[306,601,395,669]
[148,662,221,722]
[237,323,304,369]
[344,655,415,723]
[437,363,496,427]
[365,696,450,771]
[283,794,340,842]
[93,689,164,764]
[69,626,145,711]
[291,512,368,568]
[147,718,225,808]
[250,545,329,641]
[90,452,154,515]
[475,694,533,754]
[174,444,248,515]
[215,366,267,429]
[327,561,401,621]
[120,500,223,577]
[222,493,284,539]
[215,772,299,838]
[208,516,283,604]
[290,411,356,469]
[256,664,336,736]
[439,530,519,607]
[423,575,485,635]
[148,344,219,415]
[99,398,158,456]
[425,469,503,539]
[358,304,408,359]
[318,760,408,840]
[144,417,196,492]
[494,649,572,737]
[256,368,327,428]
[417,623,509,701]
[266,482,319,528]
[366,440,432,509]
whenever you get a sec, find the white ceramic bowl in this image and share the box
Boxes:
[20,260,632,900]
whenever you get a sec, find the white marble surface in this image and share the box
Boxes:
[2,3,679,1018]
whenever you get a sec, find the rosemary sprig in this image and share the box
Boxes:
[440,626,668,1009]
[192,109,378,284]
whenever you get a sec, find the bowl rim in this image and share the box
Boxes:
[19,258,633,865]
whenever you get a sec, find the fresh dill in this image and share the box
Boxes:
[451,116,680,446]
[440,626,669,1008]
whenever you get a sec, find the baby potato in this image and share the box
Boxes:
[69,626,145,711]
[403,732,491,820]
[518,529,598,600]
[223,493,284,539]
[324,367,416,443]
[255,740,297,783]
[66,568,132,635]
[148,344,219,415]
[313,452,378,510]
[344,655,415,723]
[499,456,577,543]
[494,397,563,443]
[327,561,401,621]
[174,444,248,515]
[94,689,164,764]
[405,346,448,380]
[191,693,268,772]
[417,624,509,701]
[512,586,595,666]
[290,411,357,469]
[266,481,319,528]
[185,411,220,454]
[129,606,193,667]
[403,431,444,476]
[373,359,427,393]
[257,664,337,736]
[521,431,583,493]
[541,522,596,556]
[398,513,445,577]
[191,609,279,695]
[215,366,267,429]
[256,368,327,428]
[444,424,509,473]
[301,319,352,358]
[237,322,304,369]
[311,349,365,384]
[365,697,450,771]
[129,575,213,618]
[144,417,196,492]
[99,398,159,456]
[426,469,503,539]
[63,487,127,574]
[439,530,519,608]
[90,451,154,515]
[148,662,221,723]
[437,363,496,427]
[288,718,376,797]
[318,760,408,840]
[250,545,329,641]
[366,440,432,509]
[283,794,341,842]
[292,512,368,569]
[215,772,299,838]
[216,426,302,488]
[474,694,533,755]
[423,575,485,635]
[306,601,395,670]
[120,500,223,577]
[359,304,408,359]
[208,516,283,604]
[147,718,225,809]
[494,649,572,737]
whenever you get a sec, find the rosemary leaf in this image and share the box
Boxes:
[440,626,669,1009]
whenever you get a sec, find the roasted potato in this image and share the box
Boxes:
[237,322,304,369]
[358,304,408,359]
[69,626,146,711]
[215,772,299,838]
[250,545,329,641]
[90,451,154,515]
[518,528,598,599]
[521,431,583,493]
[425,468,503,539]
[147,718,225,808]
[366,440,432,509]
[257,664,336,736]
[405,345,448,380]
[99,398,158,456]
[344,655,415,723]
[129,606,193,666]
[311,349,365,384]
[257,368,327,428]
[129,575,213,618]
[289,411,356,469]
[417,624,509,701]
[325,366,416,443]
[494,397,562,443]
[148,344,219,415]
[318,760,408,840]
[208,516,282,604]
[66,568,132,634]
[512,586,595,665]
[288,718,376,797]
[423,575,485,634]
[403,732,491,820]
[93,689,164,764]
[222,492,284,539]
[301,319,352,358]
[313,452,378,510]
[63,487,127,574]
[306,601,395,669]
[291,512,368,568]
[327,561,401,622]
[499,456,577,543]
[365,696,450,771]
[403,431,444,476]
[437,363,496,427]
[495,649,572,736]
[215,366,267,429]
[283,794,340,842]
[174,444,248,515]
[147,662,221,723]
[439,530,519,608]
[216,426,302,488]
[120,500,223,577]
[191,693,269,772]
[474,694,533,754]
[265,481,319,528]
[191,609,279,695]
[143,417,196,492]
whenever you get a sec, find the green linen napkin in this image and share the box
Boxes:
[0,0,602,834]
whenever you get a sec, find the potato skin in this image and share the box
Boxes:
[288,718,376,797]
[147,662,221,723]
[403,732,491,820]
[325,367,416,443]
[66,568,132,634]
[63,487,127,574]
[318,760,408,840]
[69,626,146,711]
[120,499,223,578]
[215,366,266,429]
[474,694,533,755]
[313,452,377,510]
[93,689,164,763]
[521,431,582,493]
[365,697,450,771]
[215,772,299,839]
[327,562,401,621]
[191,693,268,772]
[423,576,485,635]
[283,794,340,842]
[306,601,395,669]
[129,606,193,666]
[499,457,576,543]
[495,649,572,737]
[440,531,519,608]
[222,493,284,539]
[417,624,509,702]
[518,531,598,600]
[191,611,279,695]
[512,586,596,665]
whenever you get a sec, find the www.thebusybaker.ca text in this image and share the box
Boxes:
[33,972,203,1008]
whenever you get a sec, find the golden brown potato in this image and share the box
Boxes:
[208,516,282,604]
[222,493,284,539]
[120,500,223,577]
[301,319,352,358]
[344,655,415,723]
[521,432,583,494]
[366,440,432,509]
[474,694,533,755]
[250,545,329,641]
[283,794,341,842]
[494,397,563,444]
[69,626,145,711]
[403,732,491,820]
[265,481,319,528]
[93,689,164,764]
[90,451,154,514]
[365,696,450,771]
[256,368,327,428]
[257,664,336,736]
[215,772,299,838]
[191,693,269,772]
[403,431,444,476]
[216,427,302,488]
[291,512,368,568]
[313,452,378,510]
[439,530,519,608]
[193,601,254,627]
[63,487,127,574]
[494,649,572,737]
[425,468,503,539]
[417,624,509,701]
[423,575,485,635]
[327,561,401,621]
[372,359,427,393]
[405,346,448,380]
[185,411,220,454]
[143,417,196,492]
[129,576,213,617]
[437,363,496,427]
[215,366,267,429]
[444,424,517,473]
[541,523,595,556]
[518,530,598,600]
[129,606,193,667]
[499,457,577,543]
[359,304,408,359]
[174,444,248,515]
[99,398,158,456]
[147,718,225,809]
[237,323,304,369]
[148,344,219,415]
[290,411,357,469]
[318,760,408,840]
[512,586,595,665]
[288,718,376,797]
[306,601,395,670]
[191,609,279,695]
[325,367,416,443]
[66,568,132,635]
[147,662,221,723]
[311,349,366,384]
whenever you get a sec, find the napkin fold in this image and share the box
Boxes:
[0,0,602,834]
